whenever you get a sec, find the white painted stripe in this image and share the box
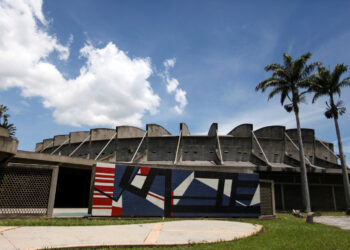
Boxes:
[235,200,247,207]
[92,209,112,216]
[250,184,260,206]
[131,175,146,189]
[146,194,164,209]
[95,182,114,186]
[223,179,232,197]
[173,172,194,199]
[96,162,116,168]
[95,177,115,181]
[112,197,122,207]
[93,195,112,198]
[95,172,115,176]
[94,191,113,194]
[92,205,112,208]
[196,178,219,191]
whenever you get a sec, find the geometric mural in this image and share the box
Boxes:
[92,163,260,217]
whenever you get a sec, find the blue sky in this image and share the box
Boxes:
[0,0,350,162]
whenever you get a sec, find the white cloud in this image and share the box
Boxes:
[0,0,160,127]
[163,58,176,68]
[174,89,187,114]
[166,78,179,93]
[162,58,187,114]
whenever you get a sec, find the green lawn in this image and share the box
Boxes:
[0,214,349,249]
[0,217,169,226]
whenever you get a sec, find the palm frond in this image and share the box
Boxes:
[256,78,286,92]
[267,86,287,101]
[0,104,16,137]
[284,103,293,113]
[338,77,350,89]
[264,63,283,72]
[311,92,324,103]
[331,64,348,86]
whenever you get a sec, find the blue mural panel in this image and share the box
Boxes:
[92,164,261,217]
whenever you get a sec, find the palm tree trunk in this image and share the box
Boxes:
[333,115,350,214]
[294,108,312,212]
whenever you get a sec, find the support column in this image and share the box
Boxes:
[331,185,337,211]
[88,164,96,215]
[47,166,59,217]
[281,184,285,210]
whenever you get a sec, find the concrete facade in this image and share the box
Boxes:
[35,123,339,169]
[33,123,350,212]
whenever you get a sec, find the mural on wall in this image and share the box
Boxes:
[91,163,260,217]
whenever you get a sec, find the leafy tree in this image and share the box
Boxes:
[307,64,350,214]
[0,105,16,136]
[256,52,319,213]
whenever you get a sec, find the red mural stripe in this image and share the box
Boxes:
[95,178,115,183]
[93,198,112,206]
[112,206,122,216]
[140,166,151,175]
[96,167,115,174]
[94,186,114,192]
[170,192,174,217]
[148,192,164,201]
[92,207,112,209]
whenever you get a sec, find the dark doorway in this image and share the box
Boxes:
[54,167,91,208]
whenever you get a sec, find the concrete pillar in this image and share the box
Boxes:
[47,166,59,217]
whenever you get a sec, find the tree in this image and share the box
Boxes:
[256,52,319,213]
[307,64,350,214]
[0,104,16,136]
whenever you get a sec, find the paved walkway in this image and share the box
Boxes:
[0,220,262,249]
[314,216,350,231]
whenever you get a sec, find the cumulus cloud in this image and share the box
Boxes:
[162,58,187,114]
[0,0,160,127]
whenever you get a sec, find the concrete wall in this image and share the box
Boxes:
[36,124,339,169]
[91,128,115,141]
[285,129,315,163]
[315,140,338,164]
[253,126,285,163]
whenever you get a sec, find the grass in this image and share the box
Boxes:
[0,214,349,249]
[0,217,170,226]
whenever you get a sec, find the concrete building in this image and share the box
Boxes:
[0,123,349,217]
[35,123,348,212]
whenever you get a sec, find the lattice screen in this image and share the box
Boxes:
[0,166,52,216]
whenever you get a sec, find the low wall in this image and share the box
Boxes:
[91,163,261,217]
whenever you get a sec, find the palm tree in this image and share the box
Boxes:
[256,52,319,213]
[307,64,350,214]
[0,104,16,137]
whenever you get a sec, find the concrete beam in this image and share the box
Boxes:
[35,142,43,152]
[116,126,145,138]
[146,124,171,137]
[53,135,69,147]
[0,135,18,162]
[70,131,90,144]
[11,150,96,169]
[0,127,10,137]
[90,128,115,141]
[208,123,218,137]
[227,124,253,137]
[42,139,54,150]
[180,123,190,136]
